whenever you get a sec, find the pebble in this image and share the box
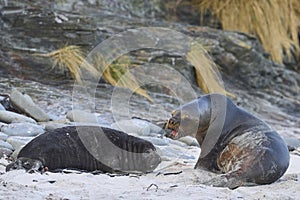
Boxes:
[9,88,50,122]
[6,136,34,150]
[67,110,99,123]
[0,140,14,150]
[178,136,199,147]
[0,110,37,124]
[1,123,45,137]
[0,147,13,157]
[0,132,8,141]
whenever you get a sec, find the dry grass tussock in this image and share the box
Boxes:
[192,0,300,63]
[35,45,231,101]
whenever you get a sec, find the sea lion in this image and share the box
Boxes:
[165,93,290,189]
[6,126,161,173]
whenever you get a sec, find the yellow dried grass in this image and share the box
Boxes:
[192,0,300,63]
[186,44,234,97]
[34,45,98,83]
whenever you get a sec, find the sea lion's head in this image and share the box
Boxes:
[164,97,211,140]
[6,157,44,173]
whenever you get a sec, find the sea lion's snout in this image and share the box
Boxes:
[164,110,181,139]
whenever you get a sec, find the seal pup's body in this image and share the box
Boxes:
[6,126,161,174]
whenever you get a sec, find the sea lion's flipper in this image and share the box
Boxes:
[6,157,44,173]
[201,174,253,189]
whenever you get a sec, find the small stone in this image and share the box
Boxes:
[0,140,14,150]
[1,123,45,137]
[0,110,37,124]
[9,88,50,122]
[178,136,200,147]
[0,147,13,157]
[6,136,34,150]
[66,110,98,123]
[0,132,8,141]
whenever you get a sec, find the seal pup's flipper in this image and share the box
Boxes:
[6,157,44,173]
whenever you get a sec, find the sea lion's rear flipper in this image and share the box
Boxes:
[201,174,256,189]
[6,157,44,173]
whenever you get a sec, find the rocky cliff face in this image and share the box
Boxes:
[0,0,299,142]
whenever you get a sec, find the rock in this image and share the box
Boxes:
[112,119,151,136]
[11,145,24,159]
[6,136,34,150]
[66,110,98,123]
[1,123,45,137]
[0,110,37,124]
[168,138,188,147]
[0,147,13,157]
[0,132,8,141]
[157,146,195,160]
[0,122,6,127]
[284,137,300,149]
[0,103,5,111]
[178,136,200,147]
[40,122,70,131]
[9,88,50,122]
[140,136,169,146]
[0,140,14,150]
[111,119,165,136]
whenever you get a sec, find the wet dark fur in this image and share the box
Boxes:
[7,126,161,173]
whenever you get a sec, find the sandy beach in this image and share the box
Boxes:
[1,147,299,200]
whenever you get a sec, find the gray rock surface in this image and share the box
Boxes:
[0,132,8,141]
[66,110,98,123]
[0,147,13,157]
[178,136,199,147]
[0,103,5,111]
[140,136,169,146]
[9,88,50,122]
[6,136,34,150]
[1,123,44,137]
[0,140,14,150]
[0,110,36,124]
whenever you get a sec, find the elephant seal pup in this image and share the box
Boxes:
[6,126,161,174]
[165,93,289,189]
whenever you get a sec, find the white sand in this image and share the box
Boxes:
[0,147,299,200]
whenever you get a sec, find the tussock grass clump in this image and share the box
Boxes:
[37,45,232,101]
[94,55,154,102]
[186,44,234,97]
[35,45,98,83]
[192,0,300,63]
